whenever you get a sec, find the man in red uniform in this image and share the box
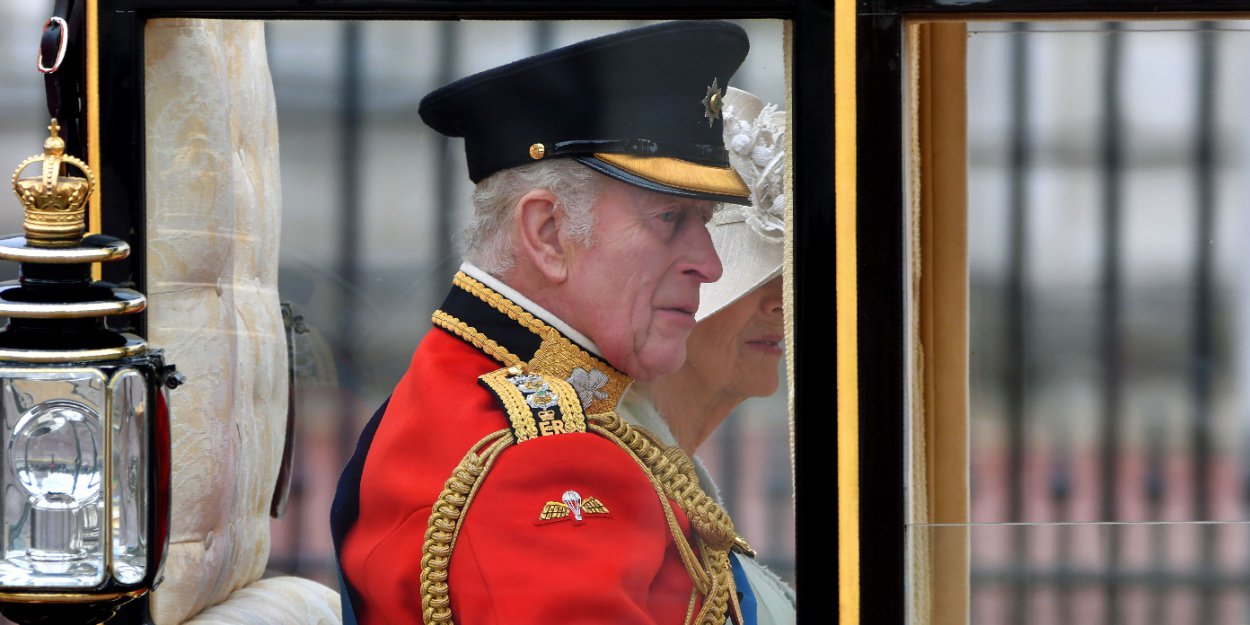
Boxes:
[331,21,758,625]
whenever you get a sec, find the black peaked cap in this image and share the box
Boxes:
[418,20,752,205]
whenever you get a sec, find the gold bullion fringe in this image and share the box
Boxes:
[588,411,743,625]
[420,429,514,625]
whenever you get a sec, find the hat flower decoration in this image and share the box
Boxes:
[721,91,787,240]
[696,87,789,322]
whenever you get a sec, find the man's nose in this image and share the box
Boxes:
[682,222,723,283]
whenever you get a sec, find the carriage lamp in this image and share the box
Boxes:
[0,121,178,625]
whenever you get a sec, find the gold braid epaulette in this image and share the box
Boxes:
[420,429,514,625]
[587,412,744,625]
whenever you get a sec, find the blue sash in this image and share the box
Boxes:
[730,552,758,625]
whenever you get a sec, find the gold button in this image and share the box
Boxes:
[529,143,546,160]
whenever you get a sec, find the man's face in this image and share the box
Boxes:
[560,180,723,382]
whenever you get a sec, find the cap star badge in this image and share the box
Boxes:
[702,77,724,127]
[535,490,611,525]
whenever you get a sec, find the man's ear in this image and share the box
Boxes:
[515,189,568,283]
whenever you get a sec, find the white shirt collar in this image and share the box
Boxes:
[459,262,603,357]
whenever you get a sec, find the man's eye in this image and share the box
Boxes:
[659,211,679,223]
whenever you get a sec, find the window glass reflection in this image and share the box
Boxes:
[264,19,793,588]
[959,20,1250,624]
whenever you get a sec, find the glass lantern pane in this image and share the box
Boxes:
[0,368,107,588]
[109,369,146,585]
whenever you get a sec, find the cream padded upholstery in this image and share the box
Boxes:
[144,18,340,625]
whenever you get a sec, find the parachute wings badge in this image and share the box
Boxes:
[536,490,611,525]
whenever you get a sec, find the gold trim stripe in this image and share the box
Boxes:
[0,290,145,319]
[592,153,750,199]
[0,340,146,364]
[0,588,144,604]
[451,272,565,342]
[87,0,101,281]
[449,272,630,414]
[431,310,522,367]
[0,237,129,264]
[835,0,861,623]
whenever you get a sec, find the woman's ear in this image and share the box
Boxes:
[515,189,568,283]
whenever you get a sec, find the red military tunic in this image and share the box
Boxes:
[335,270,739,625]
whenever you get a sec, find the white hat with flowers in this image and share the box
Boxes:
[696,87,787,321]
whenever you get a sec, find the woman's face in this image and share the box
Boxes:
[685,276,785,399]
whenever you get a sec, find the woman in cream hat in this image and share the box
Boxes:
[653,85,787,452]
[620,86,794,625]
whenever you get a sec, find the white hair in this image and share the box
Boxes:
[460,159,607,276]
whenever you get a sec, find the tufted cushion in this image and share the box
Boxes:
[144,18,339,625]
[181,577,342,625]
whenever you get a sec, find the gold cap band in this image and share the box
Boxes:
[592,152,749,200]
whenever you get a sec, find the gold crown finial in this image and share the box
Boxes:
[11,119,94,247]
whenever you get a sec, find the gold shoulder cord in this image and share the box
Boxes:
[423,273,743,625]
[418,413,743,625]
[587,412,745,625]
[420,429,514,625]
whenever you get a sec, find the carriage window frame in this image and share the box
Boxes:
[100,1,1250,623]
[94,0,836,620]
[864,3,1250,625]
